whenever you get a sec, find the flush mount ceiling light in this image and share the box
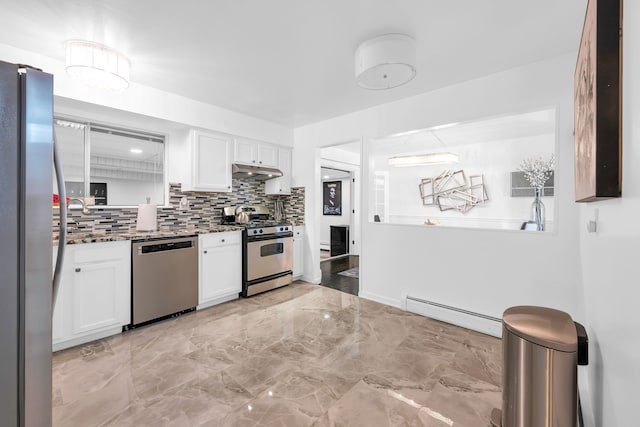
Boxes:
[355,33,416,90]
[388,152,459,167]
[65,40,130,90]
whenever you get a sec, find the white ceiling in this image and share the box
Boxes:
[376,108,557,154]
[321,167,351,181]
[0,1,586,128]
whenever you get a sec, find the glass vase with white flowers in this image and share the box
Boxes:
[518,155,554,231]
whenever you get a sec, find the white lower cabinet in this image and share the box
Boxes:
[293,226,305,279]
[52,240,131,352]
[198,231,242,309]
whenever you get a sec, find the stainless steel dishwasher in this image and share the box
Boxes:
[131,235,198,326]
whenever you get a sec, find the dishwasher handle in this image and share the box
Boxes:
[137,239,195,255]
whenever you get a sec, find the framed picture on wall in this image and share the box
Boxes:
[323,181,342,215]
[574,0,622,202]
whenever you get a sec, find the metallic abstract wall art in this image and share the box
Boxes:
[419,170,488,213]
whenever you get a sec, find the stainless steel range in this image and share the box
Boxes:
[222,206,293,297]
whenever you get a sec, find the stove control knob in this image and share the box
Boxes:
[253,230,258,235]
[279,227,283,231]
[259,229,263,234]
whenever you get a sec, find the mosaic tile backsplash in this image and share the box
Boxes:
[53,180,305,236]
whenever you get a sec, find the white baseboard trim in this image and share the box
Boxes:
[53,325,123,352]
[359,291,402,309]
[403,295,502,338]
[197,293,238,311]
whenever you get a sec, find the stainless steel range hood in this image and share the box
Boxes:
[232,163,283,180]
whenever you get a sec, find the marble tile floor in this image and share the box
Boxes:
[53,282,502,427]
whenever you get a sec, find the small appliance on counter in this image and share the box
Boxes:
[136,197,157,231]
[222,205,293,297]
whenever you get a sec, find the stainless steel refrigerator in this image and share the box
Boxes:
[0,61,54,426]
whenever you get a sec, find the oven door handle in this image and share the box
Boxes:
[246,232,293,242]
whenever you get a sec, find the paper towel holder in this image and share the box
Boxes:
[178,196,189,211]
[136,197,158,232]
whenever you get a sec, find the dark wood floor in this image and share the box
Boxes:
[320,255,359,296]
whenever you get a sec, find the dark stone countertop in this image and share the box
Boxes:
[54,225,245,245]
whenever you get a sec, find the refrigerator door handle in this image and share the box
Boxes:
[52,129,67,312]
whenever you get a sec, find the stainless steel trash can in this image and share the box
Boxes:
[491,306,588,427]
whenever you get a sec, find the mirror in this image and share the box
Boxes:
[54,118,165,207]
[368,108,556,231]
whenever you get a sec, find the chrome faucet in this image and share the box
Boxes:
[67,197,91,215]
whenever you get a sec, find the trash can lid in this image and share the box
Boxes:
[503,306,577,352]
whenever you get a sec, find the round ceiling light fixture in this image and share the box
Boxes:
[354,33,416,90]
[65,40,130,90]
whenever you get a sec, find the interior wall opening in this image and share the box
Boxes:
[318,141,361,296]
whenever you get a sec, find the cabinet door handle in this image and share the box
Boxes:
[75,268,81,273]
[227,186,231,189]
[204,250,208,254]
[259,161,262,164]
[221,239,225,243]
[252,160,256,163]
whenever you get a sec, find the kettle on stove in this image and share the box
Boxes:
[235,206,250,223]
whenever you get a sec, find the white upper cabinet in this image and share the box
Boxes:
[234,138,255,164]
[257,143,278,167]
[182,130,232,192]
[233,137,278,168]
[265,147,292,195]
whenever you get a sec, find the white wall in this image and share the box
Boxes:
[294,51,588,410]
[320,177,351,247]
[576,4,640,426]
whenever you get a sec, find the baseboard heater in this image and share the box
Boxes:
[402,295,502,338]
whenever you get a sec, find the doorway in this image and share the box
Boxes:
[320,166,351,260]
[318,141,361,295]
